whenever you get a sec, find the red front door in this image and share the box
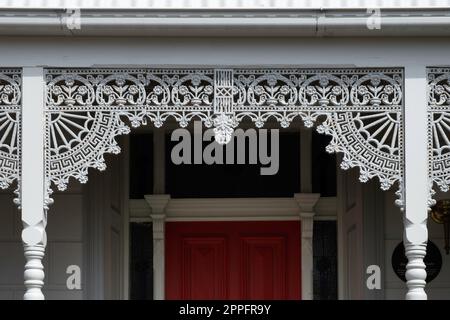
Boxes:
[165,221,301,300]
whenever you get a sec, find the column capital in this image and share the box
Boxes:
[294,193,320,215]
[145,194,171,216]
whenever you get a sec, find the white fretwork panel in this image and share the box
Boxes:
[427,67,450,205]
[233,68,403,195]
[44,68,404,205]
[45,68,215,191]
[0,69,21,191]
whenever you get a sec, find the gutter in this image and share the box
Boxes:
[0,8,449,37]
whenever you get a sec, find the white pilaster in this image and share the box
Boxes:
[403,66,429,300]
[295,193,320,300]
[144,194,170,300]
[21,67,46,300]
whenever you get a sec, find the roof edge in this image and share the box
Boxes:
[0,8,450,37]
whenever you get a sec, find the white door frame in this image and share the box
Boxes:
[129,195,337,300]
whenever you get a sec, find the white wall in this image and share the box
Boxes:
[337,166,365,299]
[0,183,85,300]
[83,147,128,300]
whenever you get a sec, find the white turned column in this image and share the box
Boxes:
[145,194,170,300]
[21,67,47,300]
[295,193,320,300]
[403,66,428,300]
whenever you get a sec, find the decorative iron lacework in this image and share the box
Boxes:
[0,69,21,192]
[427,67,450,206]
[44,68,404,204]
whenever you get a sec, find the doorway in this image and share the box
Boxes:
[165,221,301,300]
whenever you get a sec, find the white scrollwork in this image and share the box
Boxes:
[0,69,21,191]
[233,68,404,204]
[427,68,450,204]
[300,74,349,107]
[317,111,401,191]
[44,68,404,204]
[45,69,216,191]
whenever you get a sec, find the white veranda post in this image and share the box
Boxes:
[21,67,47,300]
[403,65,429,300]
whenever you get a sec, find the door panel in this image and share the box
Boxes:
[241,237,286,299]
[166,221,301,300]
[182,237,227,299]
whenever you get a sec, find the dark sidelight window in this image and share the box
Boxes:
[129,222,153,300]
[313,220,338,300]
[129,133,154,199]
[165,131,300,198]
[312,132,337,197]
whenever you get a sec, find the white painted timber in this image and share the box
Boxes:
[130,197,337,221]
[144,194,170,300]
[295,193,320,300]
[403,65,429,300]
[21,67,46,300]
[0,37,446,68]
